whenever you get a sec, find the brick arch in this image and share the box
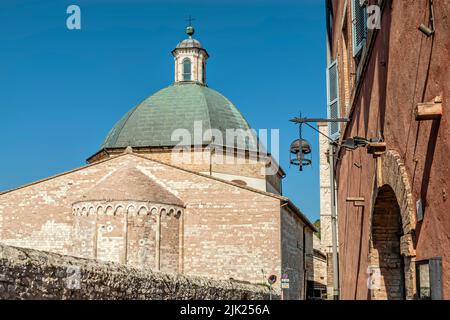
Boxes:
[381,150,416,237]
[368,150,417,299]
[369,185,405,299]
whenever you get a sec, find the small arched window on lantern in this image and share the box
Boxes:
[182,58,191,81]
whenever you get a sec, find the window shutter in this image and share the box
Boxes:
[327,60,340,140]
[416,258,443,300]
[351,0,367,57]
[429,258,443,300]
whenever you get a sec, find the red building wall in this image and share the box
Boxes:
[330,0,450,299]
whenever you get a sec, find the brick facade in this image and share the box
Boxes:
[87,147,283,194]
[0,152,315,299]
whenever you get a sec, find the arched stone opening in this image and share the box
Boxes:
[367,150,417,299]
[369,185,405,300]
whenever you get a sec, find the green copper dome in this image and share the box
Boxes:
[101,83,256,150]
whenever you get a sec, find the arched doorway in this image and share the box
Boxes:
[369,185,405,300]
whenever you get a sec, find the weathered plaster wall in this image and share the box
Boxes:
[0,244,272,300]
[332,0,450,299]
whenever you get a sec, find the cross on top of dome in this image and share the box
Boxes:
[185,15,195,38]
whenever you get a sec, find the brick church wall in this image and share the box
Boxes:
[126,213,157,269]
[160,213,180,272]
[88,148,282,193]
[0,154,285,285]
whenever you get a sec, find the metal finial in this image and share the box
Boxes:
[185,15,195,37]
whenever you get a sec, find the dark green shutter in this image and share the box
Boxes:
[351,0,367,56]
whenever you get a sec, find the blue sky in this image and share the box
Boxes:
[0,0,327,222]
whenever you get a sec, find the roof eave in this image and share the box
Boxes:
[171,47,209,58]
[282,199,317,232]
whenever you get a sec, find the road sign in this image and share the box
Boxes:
[281,277,290,289]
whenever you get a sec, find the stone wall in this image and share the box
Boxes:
[313,254,327,286]
[279,207,315,300]
[313,235,327,287]
[317,122,334,299]
[0,244,272,300]
[318,123,333,255]
[280,207,305,300]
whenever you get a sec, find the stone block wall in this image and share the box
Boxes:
[280,207,304,300]
[0,244,272,300]
[318,123,333,253]
[318,123,335,299]
[313,253,327,286]
[326,252,334,299]
[280,207,315,300]
[313,234,327,287]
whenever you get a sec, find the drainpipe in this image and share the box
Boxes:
[326,0,340,300]
[303,225,308,299]
[329,144,340,300]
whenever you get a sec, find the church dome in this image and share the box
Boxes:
[97,25,258,153]
[175,38,203,49]
[101,82,256,150]
[174,25,203,49]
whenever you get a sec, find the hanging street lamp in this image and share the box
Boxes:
[289,115,386,300]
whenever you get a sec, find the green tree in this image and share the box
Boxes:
[313,219,321,239]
